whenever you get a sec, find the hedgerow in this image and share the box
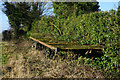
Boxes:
[30,10,120,78]
[32,10,120,44]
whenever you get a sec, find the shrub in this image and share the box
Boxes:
[2,30,12,41]
[31,10,120,78]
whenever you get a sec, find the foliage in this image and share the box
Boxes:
[2,30,12,41]
[53,2,99,19]
[26,31,32,38]
[31,9,120,78]
[31,16,64,37]
[2,2,44,38]
[2,54,9,64]
[117,6,120,25]
[32,10,120,44]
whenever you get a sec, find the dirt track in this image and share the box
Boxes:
[2,39,104,78]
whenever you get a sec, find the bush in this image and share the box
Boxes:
[2,30,12,41]
[32,11,120,45]
[31,10,120,78]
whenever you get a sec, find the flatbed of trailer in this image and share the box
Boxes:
[29,33,120,53]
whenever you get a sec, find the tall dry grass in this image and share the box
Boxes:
[2,39,104,78]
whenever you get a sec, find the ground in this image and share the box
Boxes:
[1,38,104,78]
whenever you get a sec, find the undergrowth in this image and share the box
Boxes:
[2,40,104,78]
[28,9,120,78]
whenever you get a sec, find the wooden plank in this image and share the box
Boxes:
[50,44,104,50]
[47,42,77,45]
[29,36,57,51]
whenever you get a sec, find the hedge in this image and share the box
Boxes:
[30,10,120,78]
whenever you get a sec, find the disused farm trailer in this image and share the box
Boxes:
[29,33,120,54]
[30,37,105,54]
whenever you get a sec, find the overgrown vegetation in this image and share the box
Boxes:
[2,1,120,78]
[53,2,99,18]
[2,39,104,78]
[2,2,44,38]
[32,10,120,44]
[30,8,120,78]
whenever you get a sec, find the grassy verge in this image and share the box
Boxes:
[2,39,104,78]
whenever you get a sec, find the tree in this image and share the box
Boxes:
[53,2,99,19]
[2,2,44,38]
[117,6,120,25]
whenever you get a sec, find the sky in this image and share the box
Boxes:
[0,0,120,33]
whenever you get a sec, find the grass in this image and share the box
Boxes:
[2,38,104,78]
[0,42,2,66]
[0,33,2,42]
